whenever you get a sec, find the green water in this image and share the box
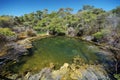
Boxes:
[9,36,99,74]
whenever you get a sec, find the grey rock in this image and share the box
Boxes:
[83,36,94,41]
[66,27,76,37]
[29,68,53,80]
[27,62,110,80]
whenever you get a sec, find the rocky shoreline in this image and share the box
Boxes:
[0,35,119,80]
[0,34,50,78]
[6,56,111,80]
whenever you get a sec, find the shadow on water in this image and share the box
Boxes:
[27,48,34,56]
[96,52,116,80]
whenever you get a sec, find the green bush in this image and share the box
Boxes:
[114,74,120,80]
[92,29,110,39]
[93,31,103,39]
[0,28,15,36]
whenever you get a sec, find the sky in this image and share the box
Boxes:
[0,0,120,16]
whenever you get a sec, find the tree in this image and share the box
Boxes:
[36,10,43,20]
[27,12,35,21]
[83,5,94,11]
[92,8,105,15]
[23,14,29,22]
[65,8,73,15]
[42,9,48,18]
[14,16,21,25]
[112,6,120,17]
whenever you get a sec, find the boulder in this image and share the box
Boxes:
[83,36,94,41]
[26,62,110,80]
[66,27,76,37]
[0,43,27,60]
[0,42,28,73]
[17,39,32,49]
[28,68,52,80]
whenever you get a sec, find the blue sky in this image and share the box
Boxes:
[0,0,120,16]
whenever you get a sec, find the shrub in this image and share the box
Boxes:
[93,32,103,39]
[0,28,15,36]
[114,74,120,80]
[92,29,110,40]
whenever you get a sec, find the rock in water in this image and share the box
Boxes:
[28,68,53,80]
[27,62,110,80]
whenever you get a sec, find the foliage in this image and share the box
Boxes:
[114,74,120,80]
[0,5,119,42]
[82,5,94,11]
[0,16,14,28]
[112,6,120,17]
[0,6,108,36]
[93,32,103,39]
[92,29,110,39]
[0,28,15,36]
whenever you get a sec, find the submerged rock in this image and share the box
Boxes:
[51,63,69,79]
[1,36,115,80]
[24,72,31,80]
[26,62,110,80]
[6,56,111,80]
[7,74,19,80]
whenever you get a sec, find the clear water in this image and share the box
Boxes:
[9,36,99,74]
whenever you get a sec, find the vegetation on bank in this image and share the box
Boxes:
[0,5,120,45]
[0,5,120,79]
[0,28,15,36]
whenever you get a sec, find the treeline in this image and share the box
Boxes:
[0,5,120,47]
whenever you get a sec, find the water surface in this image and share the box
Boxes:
[9,36,99,74]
